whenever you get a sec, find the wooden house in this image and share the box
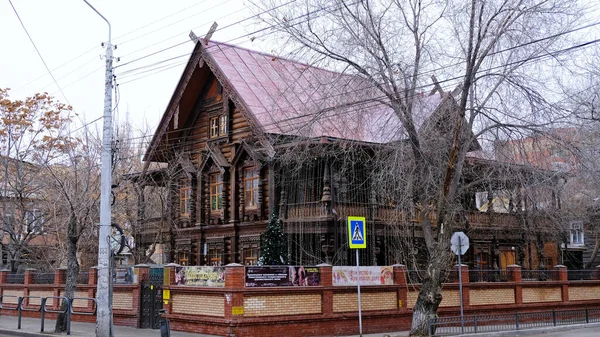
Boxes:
[133,38,564,270]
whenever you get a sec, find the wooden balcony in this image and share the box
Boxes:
[283,202,544,233]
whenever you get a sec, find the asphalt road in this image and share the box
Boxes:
[530,325,600,337]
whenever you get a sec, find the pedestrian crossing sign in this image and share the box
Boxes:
[347,216,366,249]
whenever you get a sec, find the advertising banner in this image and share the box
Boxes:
[175,266,225,287]
[332,266,393,286]
[245,266,321,287]
[112,267,134,284]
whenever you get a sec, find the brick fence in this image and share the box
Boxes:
[2,264,600,337]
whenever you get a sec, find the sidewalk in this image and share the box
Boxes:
[0,315,410,337]
[0,315,218,337]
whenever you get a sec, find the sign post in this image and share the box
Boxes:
[451,231,469,333]
[348,216,366,337]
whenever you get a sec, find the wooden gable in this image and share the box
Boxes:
[144,41,266,166]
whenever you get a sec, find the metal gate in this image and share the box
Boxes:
[140,267,164,329]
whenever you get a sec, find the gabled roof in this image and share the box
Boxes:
[144,39,471,163]
[199,144,230,173]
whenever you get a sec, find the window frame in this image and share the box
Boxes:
[208,247,223,266]
[179,177,192,217]
[570,221,584,246]
[244,167,260,209]
[210,173,224,213]
[209,115,228,139]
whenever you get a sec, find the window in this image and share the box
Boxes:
[208,247,223,266]
[244,167,259,209]
[209,115,228,138]
[3,214,13,230]
[570,221,584,246]
[243,244,259,266]
[25,209,44,233]
[210,173,223,212]
[180,178,192,217]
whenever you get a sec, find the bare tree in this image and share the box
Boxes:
[253,0,582,334]
[0,88,73,272]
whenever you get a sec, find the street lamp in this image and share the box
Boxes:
[82,1,113,336]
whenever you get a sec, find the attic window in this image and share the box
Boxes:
[209,115,228,138]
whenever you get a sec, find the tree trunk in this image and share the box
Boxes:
[55,215,79,332]
[409,257,445,336]
[585,233,600,269]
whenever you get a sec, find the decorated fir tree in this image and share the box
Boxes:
[260,213,288,265]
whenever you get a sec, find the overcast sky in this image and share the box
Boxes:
[1,0,268,138]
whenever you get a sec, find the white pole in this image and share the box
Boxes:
[82,1,113,336]
[356,249,363,337]
[458,237,464,333]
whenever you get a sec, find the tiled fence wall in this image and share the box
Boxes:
[2,264,600,337]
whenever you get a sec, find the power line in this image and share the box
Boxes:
[112,33,600,154]
[8,0,73,109]
[114,0,299,70]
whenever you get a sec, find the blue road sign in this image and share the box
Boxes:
[347,216,366,249]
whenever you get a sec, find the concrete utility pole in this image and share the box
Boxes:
[82,1,114,336]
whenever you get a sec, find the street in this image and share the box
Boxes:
[530,325,600,337]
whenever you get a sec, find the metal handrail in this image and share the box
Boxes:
[70,297,97,315]
[41,296,71,334]
[0,295,97,335]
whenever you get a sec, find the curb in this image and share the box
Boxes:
[454,321,600,337]
[0,328,51,336]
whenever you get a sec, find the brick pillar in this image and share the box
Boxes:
[55,267,67,285]
[89,266,98,285]
[554,265,568,302]
[455,264,470,308]
[224,263,244,320]
[0,269,8,284]
[393,264,407,310]
[0,269,8,298]
[318,264,333,316]
[508,265,522,305]
[24,268,36,285]
[164,263,179,286]
[554,265,568,281]
[24,268,36,306]
[135,264,150,284]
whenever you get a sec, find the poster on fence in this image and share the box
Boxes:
[332,266,393,286]
[175,266,225,287]
[113,267,134,284]
[245,266,321,287]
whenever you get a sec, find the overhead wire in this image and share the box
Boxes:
[112,32,600,156]
[8,0,103,144]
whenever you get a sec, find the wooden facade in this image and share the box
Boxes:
[133,39,566,270]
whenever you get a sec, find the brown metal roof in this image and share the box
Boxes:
[204,40,443,144]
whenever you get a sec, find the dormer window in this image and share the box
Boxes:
[570,221,584,246]
[209,115,228,138]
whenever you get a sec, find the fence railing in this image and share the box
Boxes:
[32,273,54,284]
[521,269,558,281]
[406,270,460,284]
[468,269,510,283]
[428,308,600,336]
[567,269,596,281]
[6,273,25,284]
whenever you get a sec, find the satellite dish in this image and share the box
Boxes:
[451,232,469,256]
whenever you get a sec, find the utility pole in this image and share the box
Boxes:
[82,1,113,336]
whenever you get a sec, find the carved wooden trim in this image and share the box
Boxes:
[200,46,275,157]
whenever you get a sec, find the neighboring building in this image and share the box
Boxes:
[131,39,564,270]
[0,156,55,272]
[494,128,600,269]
